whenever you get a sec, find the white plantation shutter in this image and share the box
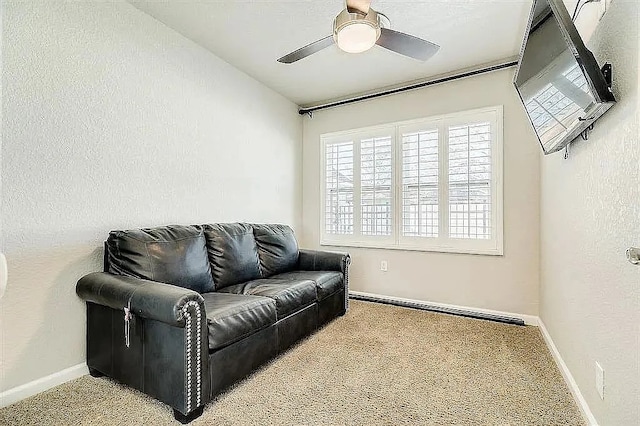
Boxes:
[321,106,502,255]
[361,136,393,236]
[324,141,354,235]
[448,122,492,239]
[401,128,439,237]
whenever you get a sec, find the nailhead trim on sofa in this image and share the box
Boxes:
[182,301,202,413]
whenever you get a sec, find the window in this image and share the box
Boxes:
[447,122,492,240]
[361,136,393,237]
[401,127,439,238]
[324,142,354,235]
[320,106,503,255]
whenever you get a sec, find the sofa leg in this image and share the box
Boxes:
[174,407,204,424]
[88,367,104,378]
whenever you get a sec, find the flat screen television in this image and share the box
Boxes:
[514,0,615,154]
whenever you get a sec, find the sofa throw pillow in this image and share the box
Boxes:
[106,225,215,294]
[252,224,299,277]
[203,223,262,290]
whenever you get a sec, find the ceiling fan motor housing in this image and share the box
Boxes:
[333,8,384,53]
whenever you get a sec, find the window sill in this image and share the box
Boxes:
[319,240,504,256]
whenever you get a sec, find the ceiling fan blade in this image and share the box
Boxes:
[376,28,440,61]
[346,0,371,14]
[277,35,334,64]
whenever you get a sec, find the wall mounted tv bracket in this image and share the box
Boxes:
[564,63,612,160]
[577,63,612,141]
[601,63,612,88]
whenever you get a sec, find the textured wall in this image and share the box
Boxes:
[302,69,541,316]
[0,0,301,392]
[539,1,640,425]
[0,6,2,246]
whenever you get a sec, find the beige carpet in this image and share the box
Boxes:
[1,300,584,425]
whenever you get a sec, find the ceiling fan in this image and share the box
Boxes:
[277,0,440,64]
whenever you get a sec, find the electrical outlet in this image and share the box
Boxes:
[595,362,605,399]
[380,260,388,272]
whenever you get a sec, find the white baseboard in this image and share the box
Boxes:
[0,363,88,408]
[537,319,598,426]
[349,290,539,325]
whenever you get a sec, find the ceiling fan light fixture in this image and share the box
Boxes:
[333,9,381,54]
[336,23,378,53]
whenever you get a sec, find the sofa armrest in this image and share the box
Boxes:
[298,249,351,311]
[79,272,209,415]
[76,272,204,327]
[298,249,350,273]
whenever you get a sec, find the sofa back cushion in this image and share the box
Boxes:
[106,225,215,293]
[252,224,299,277]
[203,223,262,290]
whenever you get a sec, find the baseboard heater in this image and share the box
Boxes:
[349,293,525,326]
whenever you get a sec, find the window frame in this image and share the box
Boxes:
[319,105,504,256]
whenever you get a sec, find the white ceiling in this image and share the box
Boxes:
[129,1,533,106]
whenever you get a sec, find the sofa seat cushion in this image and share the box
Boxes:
[270,271,343,301]
[202,293,276,352]
[217,279,316,320]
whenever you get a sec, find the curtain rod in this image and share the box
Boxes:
[299,60,519,116]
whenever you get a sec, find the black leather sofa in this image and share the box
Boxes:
[76,223,350,423]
